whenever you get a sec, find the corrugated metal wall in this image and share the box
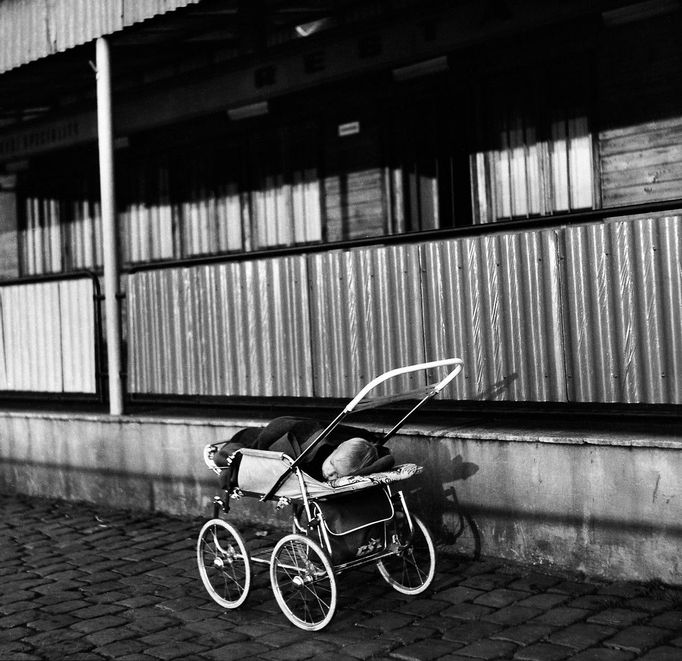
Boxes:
[0,277,97,393]
[562,214,682,404]
[308,244,426,398]
[128,257,313,397]
[421,230,566,402]
[127,213,682,406]
[0,0,201,74]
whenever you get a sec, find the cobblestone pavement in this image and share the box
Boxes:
[1,493,681,661]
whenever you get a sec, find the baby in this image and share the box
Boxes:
[322,438,378,481]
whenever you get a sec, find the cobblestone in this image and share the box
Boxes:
[443,603,497,621]
[517,595,570,611]
[568,650,635,661]
[383,625,439,645]
[646,611,682,630]
[638,647,682,661]
[455,639,518,659]
[2,493,681,661]
[513,642,571,660]
[546,623,618,650]
[439,587,488,604]
[475,590,532,609]
[389,639,460,660]
[604,627,672,654]
[482,606,544,626]
[443,620,502,644]
[587,610,648,628]
[532,608,592,628]
[492,624,556,647]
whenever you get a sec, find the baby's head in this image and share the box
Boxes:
[322,438,378,481]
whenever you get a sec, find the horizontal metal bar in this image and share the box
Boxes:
[332,548,401,574]
[0,269,101,289]
[244,544,403,572]
[0,391,103,401]
[124,392,682,420]
[127,199,682,274]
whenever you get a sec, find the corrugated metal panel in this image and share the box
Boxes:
[0,0,201,75]
[562,214,682,404]
[59,278,96,393]
[128,256,313,397]
[308,245,426,399]
[0,277,96,393]
[421,230,566,402]
[126,216,682,406]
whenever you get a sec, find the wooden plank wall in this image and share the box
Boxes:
[324,119,388,242]
[598,13,682,207]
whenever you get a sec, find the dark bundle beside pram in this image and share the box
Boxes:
[198,358,464,631]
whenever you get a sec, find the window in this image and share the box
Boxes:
[12,68,597,276]
[0,174,19,279]
[17,151,102,275]
[323,114,390,241]
[248,122,322,250]
[14,100,460,275]
[120,155,173,263]
[389,93,463,232]
[470,67,596,223]
[116,120,325,264]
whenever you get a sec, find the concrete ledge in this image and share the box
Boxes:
[4,408,680,447]
[1,410,680,585]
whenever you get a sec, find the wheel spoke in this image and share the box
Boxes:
[402,549,427,584]
[306,584,331,613]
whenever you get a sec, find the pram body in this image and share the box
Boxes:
[197,358,463,630]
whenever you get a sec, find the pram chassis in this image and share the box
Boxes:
[197,358,463,631]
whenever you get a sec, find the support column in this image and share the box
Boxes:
[96,37,124,415]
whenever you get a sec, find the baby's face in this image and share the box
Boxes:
[322,455,339,481]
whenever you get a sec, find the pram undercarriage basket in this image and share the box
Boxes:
[197,358,463,631]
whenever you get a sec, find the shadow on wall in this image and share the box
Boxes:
[403,373,519,558]
[409,450,481,560]
[474,373,518,401]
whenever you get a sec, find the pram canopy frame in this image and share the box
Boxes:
[259,358,463,502]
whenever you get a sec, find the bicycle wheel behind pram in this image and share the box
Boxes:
[376,513,435,594]
[197,518,251,608]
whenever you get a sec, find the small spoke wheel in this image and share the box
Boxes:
[377,514,436,594]
[270,533,337,631]
[197,518,251,609]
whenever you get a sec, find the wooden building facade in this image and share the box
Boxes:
[1,0,682,583]
[1,0,681,411]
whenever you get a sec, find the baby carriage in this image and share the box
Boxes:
[198,358,463,630]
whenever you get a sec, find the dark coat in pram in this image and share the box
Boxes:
[214,416,394,489]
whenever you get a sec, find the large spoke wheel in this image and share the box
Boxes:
[197,518,251,609]
[270,534,337,631]
[377,514,436,594]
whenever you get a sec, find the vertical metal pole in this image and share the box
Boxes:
[96,37,124,415]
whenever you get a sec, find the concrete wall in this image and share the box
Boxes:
[0,410,680,585]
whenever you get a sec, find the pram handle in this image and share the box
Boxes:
[259,358,463,503]
[344,358,463,413]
